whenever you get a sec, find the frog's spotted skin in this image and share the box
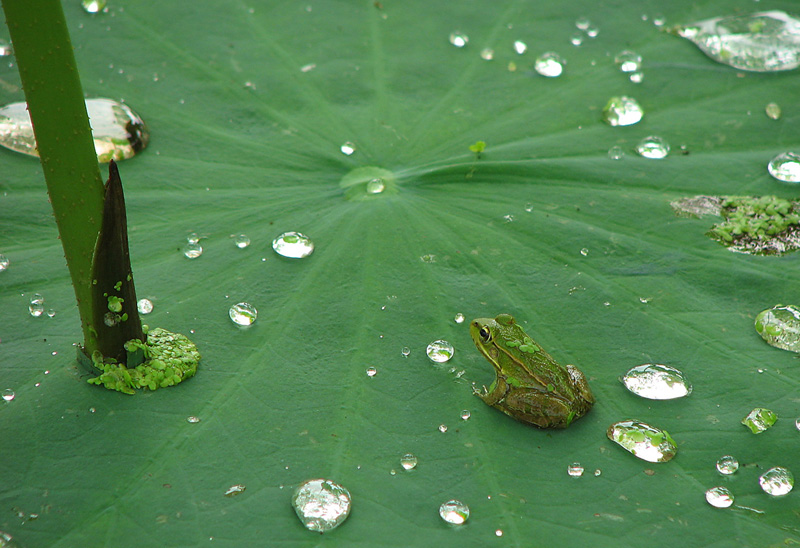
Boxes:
[470,314,593,428]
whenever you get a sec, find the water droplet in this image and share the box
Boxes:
[137,298,153,315]
[524,203,534,212]
[635,135,670,159]
[438,424,448,433]
[495,529,503,537]
[478,47,494,61]
[187,232,200,244]
[586,25,599,38]
[620,363,692,400]
[652,14,666,27]
[2,389,15,402]
[400,453,418,470]
[629,70,644,83]
[187,416,201,423]
[0,254,9,272]
[272,231,314,259]
[674,11,800,72]
[401,346,411,357]
[594,469,602,477]
[705,486,734,508]
[513,40,527,54]
[183,242,203,259]
[568,462,585,477]
[575,17,591,30]
[580,248,589,256]
[46,309,55,318]
[534,52,566,77]
[602,96,643,127]
[614,50,643,72]
[300,63,316,73]
[224,484,246,497]
[439,500,469,525]
[340,141,356,155]
[716,455,739,475]
[88,407,95,413]
[755,305,800,351]
[570,33,584,46]
[502,214,515,223]
[0,98,148,162]
[366,366,377,377]
[292,478,352,532]
[233,234,251,249]
[365,178,385,194]
[460,410,471,420]
[229,302,257,326]
[427,340,454,363]
[607,420,678,463]
[741,407,777,433]
[0,39,11,57]
[765,102,782,120]
[81,0,107,14]
[768,152,800,183]
[760,467,794,496]
[607,146,625,160]
[28,294,44,317]
[449,32,468,48]
[454,313,465,324]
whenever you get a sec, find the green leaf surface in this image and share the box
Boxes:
[2,1,800,546]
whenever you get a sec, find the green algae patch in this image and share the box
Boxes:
[87,328,200,395]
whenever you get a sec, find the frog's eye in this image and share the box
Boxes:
[479,326,492,343]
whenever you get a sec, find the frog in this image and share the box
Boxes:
[470,314,594,428]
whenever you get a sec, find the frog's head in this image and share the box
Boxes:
[470,314,517,370]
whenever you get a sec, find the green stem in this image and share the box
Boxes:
[3,0,106,356]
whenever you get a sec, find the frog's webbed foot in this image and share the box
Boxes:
[474,376,509,406]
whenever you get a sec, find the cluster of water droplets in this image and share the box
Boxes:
[614,50,643,82]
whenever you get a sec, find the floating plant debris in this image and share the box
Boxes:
[755,304,800,352]
[760,467,794,496]
[292,479,352,533]
[0,98,148,162]
[602,96,643,126]
[426,340,454,363]
[705,486,734,508]
[670,11,800,72]
[272,231,314,258]
[768,152,800,183]
[741,407,777,433]
[534,52,566,77]
[438,500,470,525]
[621,363,692,400]
[716,455,739,475]
[607,420,677,463]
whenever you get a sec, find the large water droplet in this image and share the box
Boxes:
[2,389,15,402]
[607,420,678,463]
[705,486,734,508]
[183,242,203,259]
[765,102,782,120]
[614,50,643,72]
[292,479,352,532]
[673,11,800,72]
[439,500,469,525]
[272,231,314,259]
[760,466,794,496]
[568,462,585,477]
[0,254,9,272]
[534,52,566,77]
[224,484,246,497]
[137,298,153,315]
[449,32,469,48]
[621,363,692,400]
[755,304,800,351]
[400,453,418,470]
[716,455,739,475]
[229,302,257,326]
[0,98,148,162]
[28,293,44,317]
[426,340,454,363]
[741,407,777,433]
[635,136,670,159]
[602,96,643,126]
[81,0,107,13]
[768,152,800,183]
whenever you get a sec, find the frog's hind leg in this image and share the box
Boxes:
[475,376,510,406]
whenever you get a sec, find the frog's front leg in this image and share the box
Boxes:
[475,375,510,406]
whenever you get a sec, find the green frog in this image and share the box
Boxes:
[470,314,594,428]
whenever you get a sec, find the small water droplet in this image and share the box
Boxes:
[620,363,692,400]
[28,294,44,317]
[602,96,643,126]
[495,529,503,537]
[400,453,418,470]
[2,389,15,402]
[0,39,11,57]
[88,407,95,413]
[229,302,257,326]
[652,14,666,27]
[534,52,566,77]
[570,32,584,46]
[365,178,385,194]
[366,366,377,377]
[187,416,201,423]
[81,0,107,14]
[137,298,153,315]
[427,340,454,363]
[594,469,602,477]
[568,462,585,477]
[439,500,469,525]
[187,232,200,244]
[607,146,625,160]
[340,141,356,155]
[765,102,782,120]
[438,424,448,433]
[607,420,678,463]
[580,248,589,256]
[768,152,800,183]
[224,484,246,497]
[300,63,316,73]
[0,254,9,272]
[741,407,777,433]
[46,308,56,318]
[635,135,670,159]
[575,17,591,30]
[233,234,251,248]
[401,347,411,357]
[502,214,515,223]
[272,231,314,258]
[755,304,800,350]
[292,478,352,532]
[460,410,471,420]
[513,40,527,54]
[183,242,203,259]
[449,31,468,48]
[716,455,739,475]
[524,203,533,212]
[639,297,651,304]
[614,50,643,72]
[454,313,465,324]
[760,467,794,496]
[705,486,734,508]
[480,48,494,60]
[629,70,644,83]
